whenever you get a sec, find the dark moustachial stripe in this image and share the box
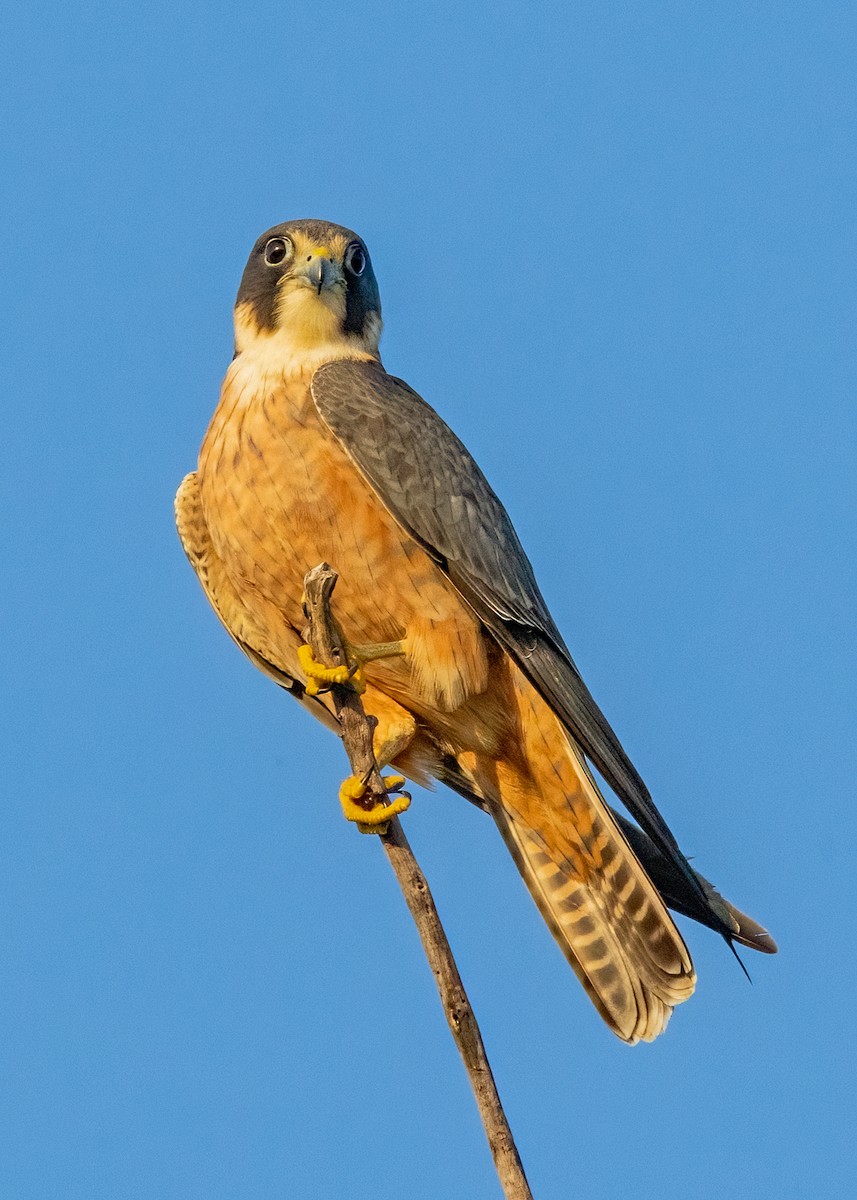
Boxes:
[344,250,380,336]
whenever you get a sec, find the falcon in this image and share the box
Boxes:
[176,219,775,1043]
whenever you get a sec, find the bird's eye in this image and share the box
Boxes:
[264,237,293,266]
[345,244,366,276]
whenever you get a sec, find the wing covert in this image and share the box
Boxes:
[313,359,556,634]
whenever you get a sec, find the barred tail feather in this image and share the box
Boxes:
[495,805,694,1042]
[484,667,696,1043]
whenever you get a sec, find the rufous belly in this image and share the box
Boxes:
[197,365,491,722]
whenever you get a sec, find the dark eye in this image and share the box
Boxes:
[345,243,366,276]
[264,236,292,266]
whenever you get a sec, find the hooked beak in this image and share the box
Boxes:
[295,249,340,295]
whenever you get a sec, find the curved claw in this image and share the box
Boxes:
[339,773,411,834]
[298,644,366,696]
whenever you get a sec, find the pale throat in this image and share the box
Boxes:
[233,292,382,379]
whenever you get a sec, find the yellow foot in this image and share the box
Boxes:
[298,639,407,697]
[298,644,366,696]
[339,773,411,835]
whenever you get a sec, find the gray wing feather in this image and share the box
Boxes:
[315,361,552,631]
[311,358,728,936]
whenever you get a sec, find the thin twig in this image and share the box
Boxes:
[303,563,534,1200]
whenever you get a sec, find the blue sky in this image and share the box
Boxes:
[2,2,855,1197]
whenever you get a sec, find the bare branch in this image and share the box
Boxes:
[303,562,534,1200]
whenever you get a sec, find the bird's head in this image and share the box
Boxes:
[233,219,382,366]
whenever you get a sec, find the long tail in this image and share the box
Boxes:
[472,666,696,1043]
[435,761,777,957]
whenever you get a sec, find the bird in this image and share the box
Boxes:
[176,218,775,1044]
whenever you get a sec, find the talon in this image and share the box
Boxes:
[298,639,406,697]
[298,644,359,696]
[338,773,411,835]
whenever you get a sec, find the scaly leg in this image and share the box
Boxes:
[297,639,407,697]
[297,638,416,832]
